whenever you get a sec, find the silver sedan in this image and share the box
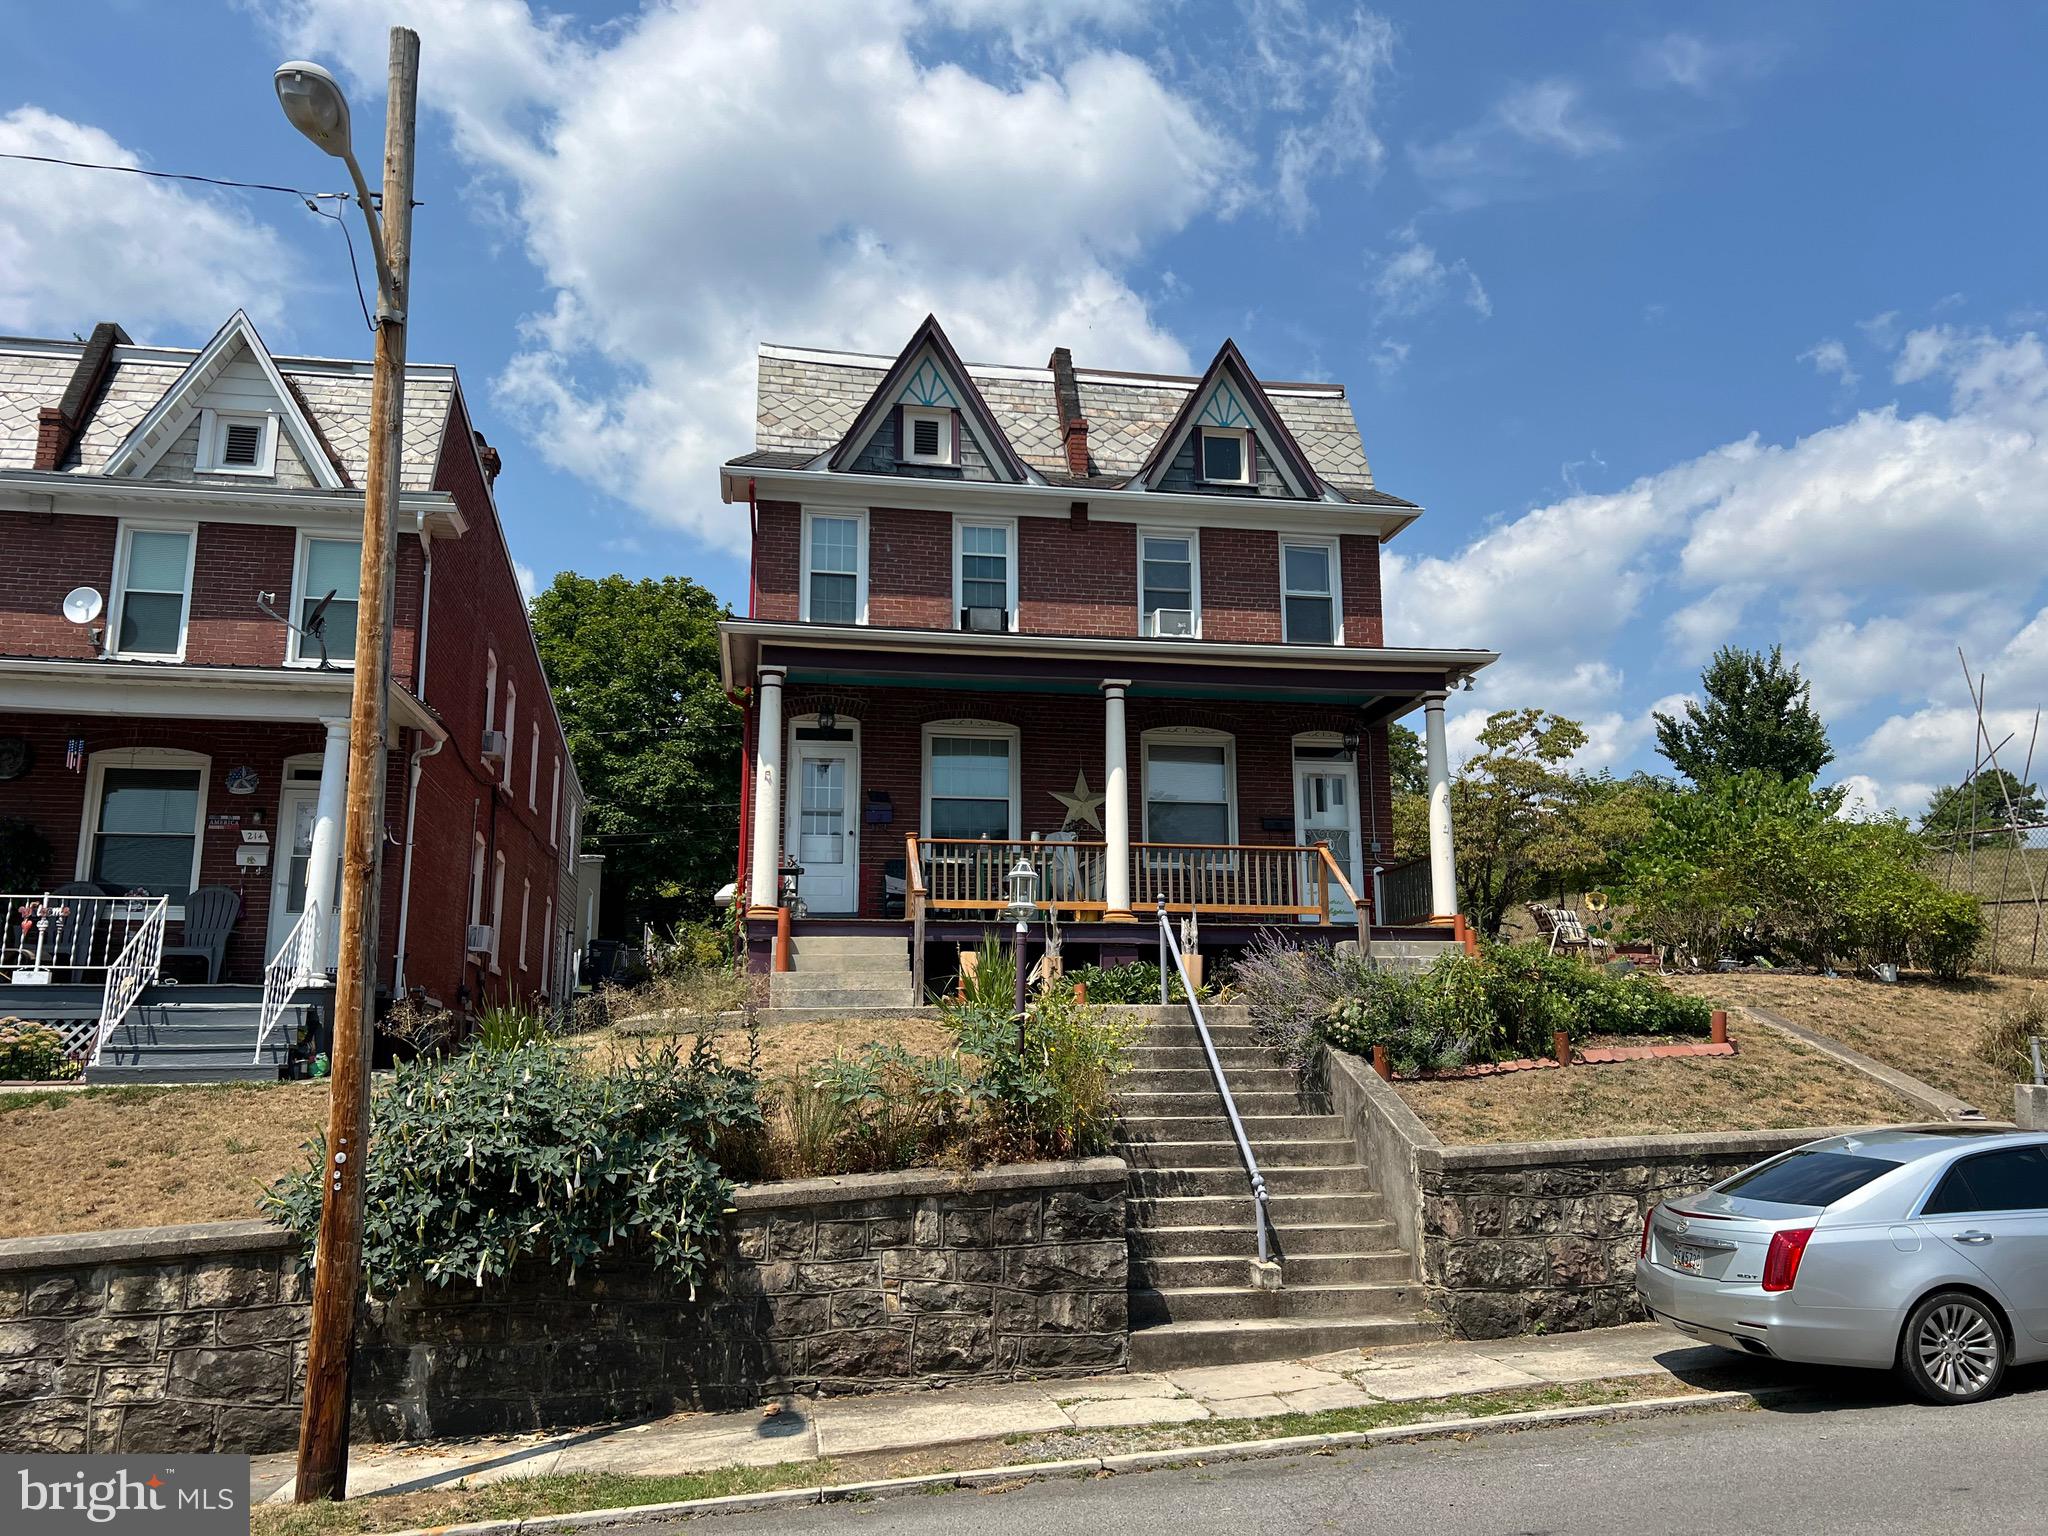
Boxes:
[1635,1126,2048,1404]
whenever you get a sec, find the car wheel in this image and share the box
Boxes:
[1898,1290,2007,1405]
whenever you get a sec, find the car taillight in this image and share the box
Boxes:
[1641,1207,1655,1257]
[1761,1227,1814,1292]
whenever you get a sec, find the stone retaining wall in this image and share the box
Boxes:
[0,1158,1127,1453]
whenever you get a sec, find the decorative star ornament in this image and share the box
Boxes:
[1051,770,1106,832]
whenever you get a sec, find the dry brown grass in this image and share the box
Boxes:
[1398,1021,1916,1146]
[1661,970,2048,1111]
[0,1082,330,1239]
[578,1013,956,1082]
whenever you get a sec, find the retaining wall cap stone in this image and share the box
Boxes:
[1435,1126,1867,1171]
[733,1158,1128,1211]
[0,1220,293,1274]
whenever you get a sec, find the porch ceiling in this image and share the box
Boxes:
[0,656,446,740]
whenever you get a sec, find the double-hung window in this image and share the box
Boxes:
[1140,531,1198,637]
[112,525,194,659]
[1142,731,1236,846]
[81,750,209,912]
[802,511,865,624]
[923,725,1018,840]
[955,519,1015,631]
[1280,538,1341,644]
[290,535,362,664]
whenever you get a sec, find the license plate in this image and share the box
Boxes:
[1671,1244,1707,1275]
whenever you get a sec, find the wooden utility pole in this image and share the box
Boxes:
[295,26,418,1504]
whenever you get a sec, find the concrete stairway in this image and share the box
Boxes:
[1370,934,1462,976]
[766,932,916,1011]
[1116,1006,1440,1370]
[87,990,298,1084]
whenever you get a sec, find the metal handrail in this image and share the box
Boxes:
[1156,896,1273,1268]
[253,907,318,1064]
[89,897,168,1066]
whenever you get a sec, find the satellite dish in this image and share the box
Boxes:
[63,587,104,625]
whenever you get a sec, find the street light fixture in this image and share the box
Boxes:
[275,31,420,1507]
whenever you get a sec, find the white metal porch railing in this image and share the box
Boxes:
[253,906,319,1064]
[2,892,166,982]
[90,896,169,1066]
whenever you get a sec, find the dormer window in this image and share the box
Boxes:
[196,409,278,475]
[902,406,955,466]
[1198,426,1249,485]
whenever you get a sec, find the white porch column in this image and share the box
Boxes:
[1102,680,1134,921]
[747,666,788,917]
[305,716,350,972]
[1423,691,1458,920]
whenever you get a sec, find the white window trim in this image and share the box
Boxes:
[1140,726,1239,846]
[484,651,499,735]
[502,681,517,792]
[194,407,279,476]
[75,747,211,920]
[951,515,1019,633]
[469,831,488,924]
[1279,535,1344,645]
[541,898,555,1002]
[109,519,198,662]
[284,531,361,668]
[902,405,956,466]
[1137,527,1202,639]
[490,851,506,972]
[1197,426,1251,486]
[527,723,540,810]
[800,507,868,624]
[919,718,1022,840]
[549,758,562,846]
[519,878,531,971]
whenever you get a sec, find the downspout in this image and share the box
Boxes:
[414,523,434,698]
[747,476,759,618]
[391,732,445,997]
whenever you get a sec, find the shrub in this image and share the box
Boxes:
[769,1067,847,1178]
[1230,931,1373,1082]
[951,933,1017,1010]
[264,1035,762,1292]
[948,988,1137,1159]
[1977,994,2048,1084]
[470,1003,550,1052]
[1066,960,1196,1005]
[0,1019,80,1081]
[810,1042,977,1172]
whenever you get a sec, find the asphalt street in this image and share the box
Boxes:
[677,1370,2048,1536]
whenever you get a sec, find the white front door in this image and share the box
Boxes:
[787,733,860,914]
[1295,757,1362,921]
[267,780,342,969]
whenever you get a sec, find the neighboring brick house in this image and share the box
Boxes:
[0,311,583,1070]
[719,316,1496,991]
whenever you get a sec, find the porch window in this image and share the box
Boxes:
[1280,539,1340,644]
[923,724,1018,839]
[1142,731,1236,845]
[1140,531,1198,637]
[81,753,208,909]
[954,519,1015,631]
[290,535,361,664]
[112,525,194,659]
[802,512,864,624]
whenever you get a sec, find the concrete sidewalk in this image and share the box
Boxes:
[254,1323,1766,1504]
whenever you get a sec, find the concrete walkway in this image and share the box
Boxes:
[253,1323,1764,1503]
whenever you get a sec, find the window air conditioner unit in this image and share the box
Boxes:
[962,606,1007,632]
[480,729,508,766]
[1149,607,1194,637]
[467,923,495,954]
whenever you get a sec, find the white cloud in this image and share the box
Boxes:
[513,561,537,602]
[1370,337,1410,377]
[1857,309,1901,348]
[1367,227,1490,321]
[267,0,1239,554]
[1892,326,1952,383]
[1663,583,1757,657]
[1799,337,1858,390]
[1262,6,1398,230]
[1497,80,1620,156]
[0,107,297,337]
[1634,33,1779,96]
[1409,79,1619,207]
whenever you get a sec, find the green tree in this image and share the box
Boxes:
[530,573,740,934]
[1385,723,1425,797]
[1922,770,2047,848]
[1654,645,1833,783]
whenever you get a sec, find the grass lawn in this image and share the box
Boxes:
[0,1082,330,1239]
[1397,1018,1916,1146]
[1661,970,2045,1112]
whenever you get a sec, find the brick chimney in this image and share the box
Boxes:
[474,429,503,486]
[1046,346,1090,477]
[34,321,130,470]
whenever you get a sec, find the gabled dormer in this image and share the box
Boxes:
[1134,339,1329,501]
[824,315,1040,485]
[100,310,349,490]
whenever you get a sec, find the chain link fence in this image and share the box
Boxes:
[1928,822,2048,975]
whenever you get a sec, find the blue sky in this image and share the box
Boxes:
[6,1,2048,816]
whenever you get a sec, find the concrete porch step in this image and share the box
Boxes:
[1129,1191,1385,1229]
[1114,1113,1349,1144]
[84,1062,286,1085]
[1126,1066,1300,1095]
[1131,1280,1429,1327]
[1127,1220,1401,1260]
[1135,1024,1262,1048]
[777,959,916,982]
[1128,1316,1445,1372]
[1128,1165,1372,1199]
[1133,1250,1412,1290]
[786,936,913,960]
[1119,1089,1320,1117]
[1113,1138,1356,1170]
[1128,1044,1285,1068]
[765,983,914,1009]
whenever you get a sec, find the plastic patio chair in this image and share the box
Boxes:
[161,886,242,984]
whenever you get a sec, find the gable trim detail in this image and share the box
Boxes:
[824,315,1040,484]
[100,310,348,489]
[1132,339,1327,500]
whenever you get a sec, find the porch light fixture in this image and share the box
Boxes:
[1003,856,1038,1022]
[817,706,837,733]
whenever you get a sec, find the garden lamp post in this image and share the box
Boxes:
[1003,857,1039,1034]
[275,32,418,1506]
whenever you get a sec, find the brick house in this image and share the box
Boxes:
[0,312,583,1076]
[719,316,1496,1000]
